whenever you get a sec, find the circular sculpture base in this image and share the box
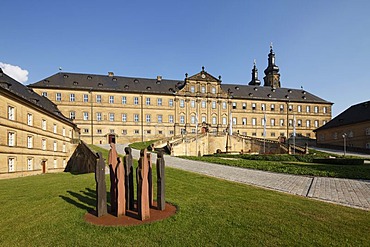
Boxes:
[84,202,177,226]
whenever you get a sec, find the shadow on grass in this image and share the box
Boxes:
[59,189,98,212]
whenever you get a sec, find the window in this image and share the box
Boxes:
[147,130,152,134]
[53,159,57,168]
[211,87,216,94]
[298,105,302,112]
[83,94,89,102]
[271,104,275,111]
[169,115,174,123]
[62,143,66,152]
[146,114,151,123]
[191,100,195,108]
[212,101,216,109]
[201,86,206,93]
[297,120,302,127]
[348,130,354,138]
[242,118,247,125]
[8,132,15,146]
[134,130,140,134]
[110,129,114,134]
[306,120,311,128]
[42,119,47,130]
[289,119,293,127]
[122,96,127,104]
[27,136,33,148]
[27,158,33,171]
[146,97,151,105]
[109,96,114,104]
[252,103,256,111]
[83,112,89,121]
[70,111,75,120]
[8,106,15,120]
[232,117,237,125]
[271,132,276,137]
[201,116,206,123]
[252,118,256,126]
[190,86,195,93]
[262,118,267,126]
[242,103,247,110]
[63,159,66,168]
[222,117,227,125]
[261,104,266,111]
[134,114,139,122]
[42,92,48,97]
[84,128,89,133]
[314,120,319,128]
[62,128,66,137]
[232,102,237,109]
[252,132,257,137]
[180,115,185,124]
[180,99,185,108]
[314,106,319,113]
[8,158,15,172]
[280,104,284,112]
[109,113,115,121]
[134,97,139,105]
[169,99,174,107]
[323,107,327,114]
[157,98,162,106]
[53,141,57,151]
[212,116,217,125]
[201,101,206,108]
[27,113,33,126]
[280,119,284,126]
[97,129,102,134]
[306,106,310,113]
[222,102,227,109]
[122,114,127,122]
[366,143,370,149]
[53,124,57,134]
[122,130,127,135]
[323,120,327,125]
[56,93,61,101]
[366,128,370,136]
[333,132,338,139]
[42,139,46,150]
[191,115,196,124]
[96,112,102,121]
[96,95,102,103]
[288,105,293,111]
[158,115,163,123]
[271,118,275,126]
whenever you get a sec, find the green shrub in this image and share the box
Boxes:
[313,158,365,165]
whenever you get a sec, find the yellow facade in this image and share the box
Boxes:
[31,71,332,145]
[0,87,78,179]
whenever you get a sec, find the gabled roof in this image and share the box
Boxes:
[221,84,331,104]
[315,100,370,131]
[29,71,331,104]
[30,72,185,95]
[0,69,75,126]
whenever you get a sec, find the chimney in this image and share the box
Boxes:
[157,75,162,81]
[108,72,114,77]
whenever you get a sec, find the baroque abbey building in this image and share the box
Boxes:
[29,47,332,145]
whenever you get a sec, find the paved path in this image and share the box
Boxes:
[99,144,370,210]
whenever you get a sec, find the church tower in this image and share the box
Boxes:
[248,60,261,86]
[263,43,281,88]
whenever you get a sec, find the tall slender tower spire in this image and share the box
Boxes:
[248,59,261,86]
[263,43,281,88]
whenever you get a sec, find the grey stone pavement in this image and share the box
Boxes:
[98,144,370,211]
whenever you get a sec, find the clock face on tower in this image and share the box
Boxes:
[201,74,206,79]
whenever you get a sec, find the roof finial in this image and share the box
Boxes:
[202,66,205,72]
[270,42,273,51]
[253,59,256,66]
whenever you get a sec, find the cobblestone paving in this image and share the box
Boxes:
[100,144,370,210]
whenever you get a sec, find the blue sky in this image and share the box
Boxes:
[1,0,369,117]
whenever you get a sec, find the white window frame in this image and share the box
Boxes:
[27,136,33,148]
[83,94,89,102]
[122,113,127,122]
[8,132,15,146]
[83,112,89,121]
[109,96,114,104]
[122,96,127,104]
[27,113,33,126]
[109,113,115,122]
[8,106,15,120]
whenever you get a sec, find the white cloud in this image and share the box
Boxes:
[0,62,29,83]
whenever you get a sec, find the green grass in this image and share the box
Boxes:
[0,168,369,246]
[180,156,370,180]
[129,140,157,151]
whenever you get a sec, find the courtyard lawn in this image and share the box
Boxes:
[0,168,369,246]
[181,156,370,180]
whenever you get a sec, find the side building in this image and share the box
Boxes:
[0,69,79,179]
[29,48,332,145]
[315,100,370,153]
